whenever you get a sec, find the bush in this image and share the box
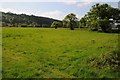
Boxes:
[50,21,62,29]
[99,19,112,33]
[89,50,120,71]
[90,20,99,31]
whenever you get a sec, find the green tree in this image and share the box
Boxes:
[62,19,68,28]
[63,13,78,30]
[79,17,86,28]
[80,3,120,32]
[90,20,99,31]
[50,21,60,29]
[99,18,111,32]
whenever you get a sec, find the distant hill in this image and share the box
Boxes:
[1,11,61,27]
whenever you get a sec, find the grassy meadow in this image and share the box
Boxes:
[2,27,119,78]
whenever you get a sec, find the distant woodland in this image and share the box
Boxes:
[1,12,61,27]
[1,3,120,33]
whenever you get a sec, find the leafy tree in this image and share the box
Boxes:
[63,13,78,30]
[62,19,68,28]
[51,21,59,29]
[79,17,86,28]
[91,20,99,31]
[80,3,120,32]
[99,18,111,32]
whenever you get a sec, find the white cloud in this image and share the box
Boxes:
[62,0,91,8]
[82,0,91,2]
[62,0,77,5]
[76,14,84,19]
[39,10,66,20]
[0,8,32,15]
[77,2,90,7]
[0,8,66,20]
[0,0,119,2]
[77,0,91,7]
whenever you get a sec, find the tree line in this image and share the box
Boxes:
[51,3,120,33]
[1,3,120,33]
[1,11,61,27]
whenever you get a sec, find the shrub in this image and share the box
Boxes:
[89,50,120,71]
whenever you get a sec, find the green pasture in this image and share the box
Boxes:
[2,28,119,78]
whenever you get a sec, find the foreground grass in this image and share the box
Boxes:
[2,28,119,78]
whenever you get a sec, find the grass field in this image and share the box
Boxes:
[2,27,119,78]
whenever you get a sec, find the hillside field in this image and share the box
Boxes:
[2,28,119,78]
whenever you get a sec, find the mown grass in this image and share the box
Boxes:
[2,27,119,78]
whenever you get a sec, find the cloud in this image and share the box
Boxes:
[0,8,32,15]
[62,0,91,8]
[77,0,91,7]
[0,8,66,20]
[39,10,66,20]
[0,0,119,2]
[62,0,77,5]
[0,8,82,20]
[76,14,84,19]
[77,2,91,7]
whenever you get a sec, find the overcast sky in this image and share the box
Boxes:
[0,0,119,20]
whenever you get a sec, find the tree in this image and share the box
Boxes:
[63,13,78,30]
[79,17,86,28]
[80,3,120,32]
[99,18,111,32]
[50,21,61,29]
[90,20,99,31]
[62,19,68,28]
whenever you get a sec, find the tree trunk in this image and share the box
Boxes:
[70,26,74,30]
[70,22,74,30]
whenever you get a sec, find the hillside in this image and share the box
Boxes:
[1,11,61,27]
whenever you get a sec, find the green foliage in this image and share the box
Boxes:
[50,21,62,29]
[90,50,120,71]
[2,28,119,78]
[63,13,78,30]
[99,18,111,32]
[62,19,68,28]
[90,20,99,31]
[2,12,61,27]
[79,3,120,32]
[79,17,86,28]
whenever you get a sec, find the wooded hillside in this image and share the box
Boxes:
[1,12,61,27]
